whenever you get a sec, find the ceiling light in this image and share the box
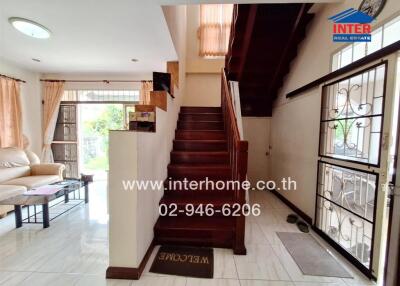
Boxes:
[9,17,51,39]
[131,58,139,62]
[32,58,41,62]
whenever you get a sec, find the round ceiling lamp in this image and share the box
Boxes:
[9,17,51,39]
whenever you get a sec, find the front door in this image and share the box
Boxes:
[314,53,399,279]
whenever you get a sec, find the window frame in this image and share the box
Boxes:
[330,11,400,72]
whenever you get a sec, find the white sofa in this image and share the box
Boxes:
[0,148,65,217]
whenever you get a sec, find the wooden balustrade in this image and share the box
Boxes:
[221,69,248,254]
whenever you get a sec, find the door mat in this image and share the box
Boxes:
[277,232,352,278]
[150,245,213,278]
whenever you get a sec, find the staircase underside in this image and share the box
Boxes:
[226,3,314,116]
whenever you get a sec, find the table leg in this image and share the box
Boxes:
[42,204,50,228]
[85,183,89,204]
[64,191,69,203]
[14,205,22,228]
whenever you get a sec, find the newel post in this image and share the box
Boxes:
[234,140,248,255]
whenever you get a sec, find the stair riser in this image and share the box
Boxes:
[168,168,231,180]
[171,152,229,164]
[164,190,235,198]
[177,121,224,131]
[173,141,227,151]
[181,107,222,114]
[179,113,222,121]
[154,231,234,249]
[175,131,226,140]
[158,203,237,217]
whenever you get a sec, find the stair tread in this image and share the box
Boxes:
[161,196,235,205]
[180,113,222,115]
[171,151,229,154]
[155,216,235,230]
[168,163,230,168]
[174,139,227,142]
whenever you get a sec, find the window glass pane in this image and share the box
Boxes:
[62,90,139,102]
[353,42,366,62]
[332,52,340,71]
[383,16,400,47]
[340,46,353,68]
[367,27,382,55]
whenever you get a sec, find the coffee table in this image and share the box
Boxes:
[0,177,92,228]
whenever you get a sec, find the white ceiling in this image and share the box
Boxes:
[0,0,177,74]
[0,0,341,74]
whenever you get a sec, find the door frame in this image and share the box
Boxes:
[313,53,399,280]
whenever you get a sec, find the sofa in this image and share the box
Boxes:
[0,148,65,218]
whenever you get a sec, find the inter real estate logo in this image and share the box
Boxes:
[329,8,374,42]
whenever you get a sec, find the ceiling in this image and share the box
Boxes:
[0,0,177,74]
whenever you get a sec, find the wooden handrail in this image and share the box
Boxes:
[221,68,248,255]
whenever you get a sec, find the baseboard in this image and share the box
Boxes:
[270,189,312,225]
[106,239,155,280]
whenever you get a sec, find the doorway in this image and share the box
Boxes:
[314,53,400,283]
[53,89,138,180]
[78,104,124,181]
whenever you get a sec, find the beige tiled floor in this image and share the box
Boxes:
[0,182,376,286]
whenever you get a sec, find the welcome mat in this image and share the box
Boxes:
[150,245,213,278]
[277,232,352,278]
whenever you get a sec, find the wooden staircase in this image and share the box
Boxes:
[154,78,248,253]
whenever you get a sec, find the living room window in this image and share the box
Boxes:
[331,14,400,71]
[198,4,233,57]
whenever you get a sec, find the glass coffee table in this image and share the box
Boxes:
[0,178,92,228]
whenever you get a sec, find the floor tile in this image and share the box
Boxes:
[234,244,291,280]
[17,272,80,286]
[240,280,295,286]
[186,278,240,286]
[75,274,132,286]
[0,271,32,285]
[131,275,186,286]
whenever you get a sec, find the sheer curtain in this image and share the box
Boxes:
[140,81,153,104]
[0,77,23,148]
[199,4,233,57]
[42,81,65,162]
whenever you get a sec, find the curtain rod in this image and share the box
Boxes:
[40,79,152,83]
[0,74,26,83]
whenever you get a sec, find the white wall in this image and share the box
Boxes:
[270,0,400,219]
[108,4,187,270]
[0,59,42,155]
[185,73,221,106]
[183,5,223,107]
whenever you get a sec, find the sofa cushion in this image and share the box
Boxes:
[0,148,30,168]
[2,176,61,189]
[0,166,31,183]
[25,150,41,165]
[0,185,27,201]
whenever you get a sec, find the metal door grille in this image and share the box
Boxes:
[52,104,79,178]
[319,62,386,166]
[315,61,388,277]
[316,161,378,268]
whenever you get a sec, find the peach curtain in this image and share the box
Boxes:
[42,81,65,163]
[140,81,153,104]
[199,4,233,57]
[0,77,23,149]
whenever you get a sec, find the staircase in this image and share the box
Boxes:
[154,98,248,253]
